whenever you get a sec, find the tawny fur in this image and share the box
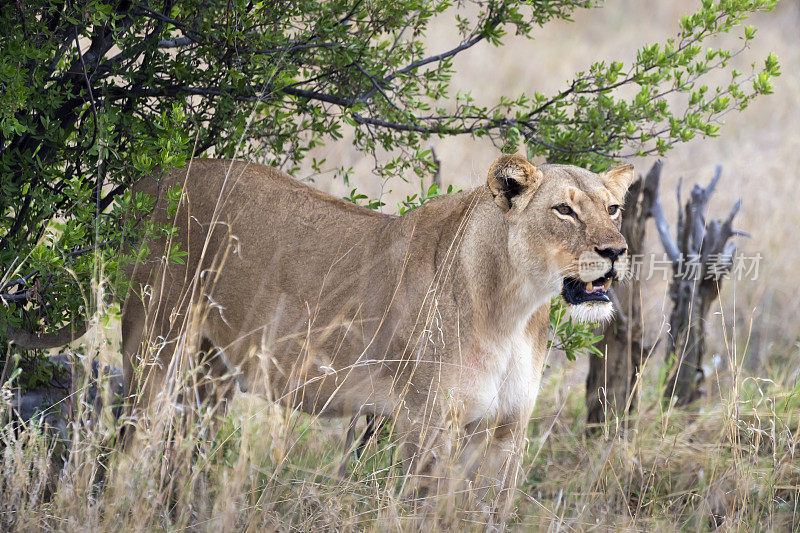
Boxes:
[120,155,633,510]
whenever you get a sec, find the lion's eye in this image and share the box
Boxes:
[554,204,574,217]
[608,204,620,216]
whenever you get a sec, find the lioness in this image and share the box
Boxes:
[8,154,633,512]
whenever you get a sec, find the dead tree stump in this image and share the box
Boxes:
[659,166,742,405]
[586,161,660,430]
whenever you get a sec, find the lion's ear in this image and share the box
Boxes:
[487,154,544,212]
[601,164,635,198]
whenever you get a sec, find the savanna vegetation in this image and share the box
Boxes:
[1,0,797,530]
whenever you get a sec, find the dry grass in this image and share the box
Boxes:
[3,1,800,531]
[2,314,798,530]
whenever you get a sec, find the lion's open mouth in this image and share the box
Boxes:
[561,271,616,305]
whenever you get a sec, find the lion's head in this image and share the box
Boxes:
[487,154,633,323]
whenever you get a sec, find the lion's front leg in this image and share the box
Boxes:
[394,409,453,506]
[457,414,530,521]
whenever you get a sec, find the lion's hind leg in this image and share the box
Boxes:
[338,413,388,478]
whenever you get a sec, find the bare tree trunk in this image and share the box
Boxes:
[585,294,642,430]
[586,162,661,430]
[658,167,741,405]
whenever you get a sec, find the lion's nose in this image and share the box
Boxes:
[595,246,627,262]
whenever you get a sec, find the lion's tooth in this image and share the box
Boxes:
[586,282,594,292]
[603,278,612,290]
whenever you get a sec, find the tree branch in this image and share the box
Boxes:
[643,161,681,263]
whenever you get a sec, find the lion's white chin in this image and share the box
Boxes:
[567,301,615,324]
